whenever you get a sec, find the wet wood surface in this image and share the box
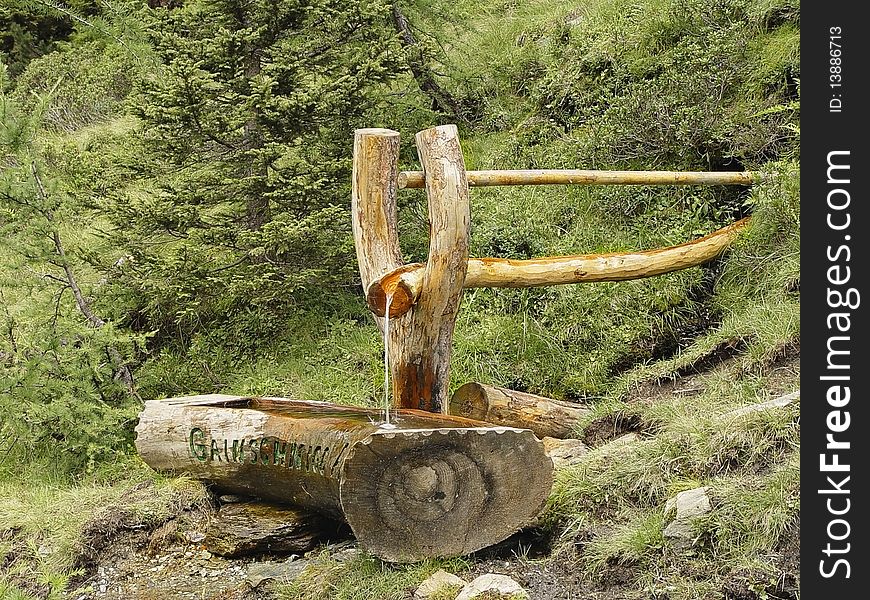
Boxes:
[367,218,749,318]
[389,125,470,412]
[135,395,553,562]
[351,125,471,412]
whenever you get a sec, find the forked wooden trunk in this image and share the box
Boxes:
[135,394,554,563]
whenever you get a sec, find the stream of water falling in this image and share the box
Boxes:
[382,293,395,427]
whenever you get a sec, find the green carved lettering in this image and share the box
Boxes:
[300,444,309,471]
[331,442,348,475]
[320,447,330,476]
[310,446,323,475]
[273,440,287,466]
[210,439,222,462]
[286,442,297,469]
[319,446,328,475]
[259,437,272,465]
[249,438,260,464]
[231,439,245,463]
[189,428,207,462]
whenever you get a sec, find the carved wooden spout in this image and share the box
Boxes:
[366,217,749,318]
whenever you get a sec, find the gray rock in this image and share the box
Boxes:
[184,531,205,543]
[598,432,639,455]
[455,574,530,600]
[414,569,467,599]
[724,390,800,418]
[541,437,588,469]
[663,487,712,550]
[246,558,309,588]
[218,494,246,504]
[204,501,327,558]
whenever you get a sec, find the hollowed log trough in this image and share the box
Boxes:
[135,394,553,563]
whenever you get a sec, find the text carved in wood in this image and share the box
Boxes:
[187,427,350,477]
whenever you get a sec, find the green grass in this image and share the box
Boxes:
[0,461,210,600]
[583,510,666,573]
[274,551,469,600]
[542,360,798,595]
[2,0,799,598]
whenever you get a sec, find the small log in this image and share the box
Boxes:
[397,169,761,189]
[449,383,590,440]
[367,217,749,318]
[135,395,553,563]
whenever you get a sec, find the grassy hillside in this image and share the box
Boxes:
[1,0,799,598]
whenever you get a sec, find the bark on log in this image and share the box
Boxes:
[449,383,590,440]
[367,217,749,318]
[398,169,761,189]
[135,395,553,563]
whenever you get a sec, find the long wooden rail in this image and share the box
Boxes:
[398,169,761,189]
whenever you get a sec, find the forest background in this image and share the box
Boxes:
[0,1,800,599]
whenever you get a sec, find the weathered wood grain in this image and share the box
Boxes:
[449,383,590,440]
[135,395,553,562]
[398,169,761,189]
[389,125,470,412]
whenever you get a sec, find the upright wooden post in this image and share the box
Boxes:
[352,125,471,413]
[392,125,470,412]
[350,128,412,410]
[351,128,403,332]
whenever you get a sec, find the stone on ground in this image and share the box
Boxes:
[541,437,589,469]
[455,574,530,600]
[414,569,468,599]
[217,494,246,504]
[663,487,712,550]
[246,558,309,588]
[724,390,800,418]
[204,501,327,558]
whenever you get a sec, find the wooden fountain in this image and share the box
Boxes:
[135,125,755,562]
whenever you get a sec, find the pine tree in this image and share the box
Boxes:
[0,64,141,471]
[0,1,107,78]
[110,0,401,343]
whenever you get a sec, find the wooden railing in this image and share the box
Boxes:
[352,125,757,413]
